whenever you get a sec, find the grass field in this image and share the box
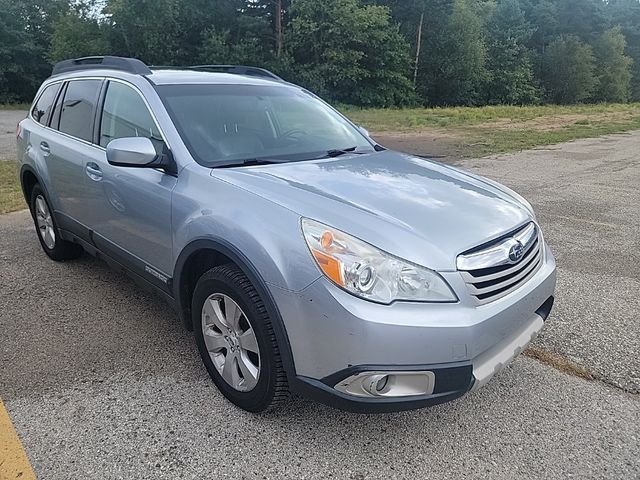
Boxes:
[344,103,640,157]
[0,103,30,110]
[0,161,24,214]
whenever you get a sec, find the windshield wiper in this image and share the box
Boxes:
[213,157,290,168]
[325,146,368,158]
[213,147,372,168]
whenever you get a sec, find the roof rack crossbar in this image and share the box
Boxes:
[148,64,283,81]
[52,56,152,76]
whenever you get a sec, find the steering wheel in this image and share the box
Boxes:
[280,128,308,140]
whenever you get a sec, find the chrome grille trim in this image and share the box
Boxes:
[457,222,537,271]
[460,240,540,283]
[457,223,543,305]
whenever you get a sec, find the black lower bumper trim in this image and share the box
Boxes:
[291,362,474,414]
[536,296,554,321]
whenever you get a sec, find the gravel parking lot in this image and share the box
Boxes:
[0,110,25,160]
[0,116,638,478]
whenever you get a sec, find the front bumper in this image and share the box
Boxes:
[290,296,552,413]
[273,245,556,412]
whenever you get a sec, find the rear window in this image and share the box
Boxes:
[58,79,102,142]
[31,84,61,126]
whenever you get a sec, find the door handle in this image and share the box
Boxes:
[39,142,50,155]
[85,162,103,181]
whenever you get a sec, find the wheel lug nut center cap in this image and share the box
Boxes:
[225,334,238,350]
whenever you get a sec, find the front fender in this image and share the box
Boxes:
[171,166,321,292]
[170,168,324,380]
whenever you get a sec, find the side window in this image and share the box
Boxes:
[49,83,67,130]
[31,84,61,126]
[99,81,164,152]
[58,79,102,142]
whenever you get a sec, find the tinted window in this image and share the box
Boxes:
[99,81,163,151]
[58,80,102,142]
[31,84,61,125]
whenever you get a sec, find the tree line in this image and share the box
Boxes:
[1,0,639,107]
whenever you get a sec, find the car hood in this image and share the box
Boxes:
[210,151,533,271]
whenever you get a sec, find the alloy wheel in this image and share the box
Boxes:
[201,293,261,391]
[35,195,55,249]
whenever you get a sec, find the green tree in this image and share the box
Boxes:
[246,0,291,57]
[177,1,260,64]
[486,0,539,104]
[286,0,416,107]
[608,0,640,101]
[592,27,633,103]
[0,0,66,102]
[0,0,39,102]
[427,0,489,105]
[554,0,607,43]
[525,0,559,77]
[49,2,110,62]
[199,28,266,65]
[104,0,182,65]
[542,35,597,104]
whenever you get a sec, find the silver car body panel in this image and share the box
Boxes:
[16,66,557,409]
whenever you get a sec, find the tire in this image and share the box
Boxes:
[192,264,289,412]
[29,185,83,261]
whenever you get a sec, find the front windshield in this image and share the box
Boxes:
[155,84,374,167]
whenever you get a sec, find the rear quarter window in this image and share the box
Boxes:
[31,84,61,126]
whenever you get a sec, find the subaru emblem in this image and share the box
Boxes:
[508,241,525,263]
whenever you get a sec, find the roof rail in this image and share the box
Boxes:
[149,64,283,81]
[51,56,152,76]
[190,65,283,80]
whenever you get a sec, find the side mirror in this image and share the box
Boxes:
[106,137,176,174]
[358,125,370,138]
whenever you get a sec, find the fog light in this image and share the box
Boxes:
[335,371,435,398]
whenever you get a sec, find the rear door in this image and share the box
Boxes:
[46,78,104,240]
[86,79,176,283]
[23,82,62,206]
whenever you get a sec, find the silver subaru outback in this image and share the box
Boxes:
[16,57,556,413]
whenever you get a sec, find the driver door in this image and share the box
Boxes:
[86,80,176,287]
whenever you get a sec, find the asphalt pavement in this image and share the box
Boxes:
[1,129,639,479]
[0,110,25,160]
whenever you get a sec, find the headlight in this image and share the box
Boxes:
[301,218,457,304]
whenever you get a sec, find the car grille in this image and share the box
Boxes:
[457,222,543,305]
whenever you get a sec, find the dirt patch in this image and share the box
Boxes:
[371,130,465,163]
[483,111,638,132]
[524,346,595,381]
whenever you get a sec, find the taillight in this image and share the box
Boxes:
[16,122,21,138]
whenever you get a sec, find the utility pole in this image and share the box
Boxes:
[413,10,424,86]
[275,0,283,57]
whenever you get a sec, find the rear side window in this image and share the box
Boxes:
[58,79,102,142]
[31,84,60,125]
[99,81,163,152]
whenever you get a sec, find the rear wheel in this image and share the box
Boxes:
[30,185,83,261]
[192,264,289,412]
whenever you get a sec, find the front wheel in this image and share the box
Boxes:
[192,264,289,412]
